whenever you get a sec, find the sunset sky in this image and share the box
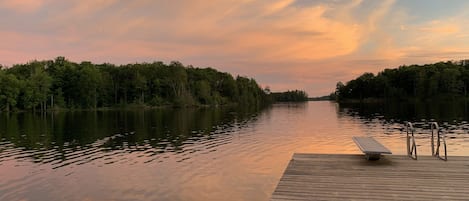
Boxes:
[1,0,469,96]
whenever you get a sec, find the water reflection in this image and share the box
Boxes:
[338,100,469,122]
[337,101,469,156]
[0,107,264,165]
[1,101,468,201]
[0,106,268,201]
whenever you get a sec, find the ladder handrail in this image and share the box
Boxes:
[405,122,417,160]
[430,122,438,156]
[430,122,447,161]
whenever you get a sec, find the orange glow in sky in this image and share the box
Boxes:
[1,0,469,96]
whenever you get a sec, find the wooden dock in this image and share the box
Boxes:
[271,154,469,201]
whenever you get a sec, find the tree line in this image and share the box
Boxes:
[270,90,309,102]
[335,60,469,102]
[0,57,270,112]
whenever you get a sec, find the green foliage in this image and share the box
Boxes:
[236,76,266,106]
[0,57,269,111]
[336,60,469,101]
[194,80,212,104]
[0,72,21,111]
[16,66,52,111]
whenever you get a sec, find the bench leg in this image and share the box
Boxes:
[365,154,381,160]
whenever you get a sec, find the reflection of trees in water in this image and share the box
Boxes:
[274,102,308,109]
[0,106,265,163]
[338,100,469,123]
[336,101,469,138]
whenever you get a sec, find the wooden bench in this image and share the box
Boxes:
[353,137,392,160]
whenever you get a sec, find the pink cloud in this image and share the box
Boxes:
[0,0,45,13]
[2,1,469,96]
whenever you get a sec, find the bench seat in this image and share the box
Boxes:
[353,137,392,160]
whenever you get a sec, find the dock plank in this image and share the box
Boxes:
[271,154,469,201]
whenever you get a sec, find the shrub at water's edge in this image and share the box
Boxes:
[334,60,469,102]
[0,57,270,112]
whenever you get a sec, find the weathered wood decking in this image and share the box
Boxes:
[271,154,469,201]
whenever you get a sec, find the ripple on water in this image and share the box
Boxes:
[1,102,469,201]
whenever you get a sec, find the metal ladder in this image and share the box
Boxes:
[405,122,418,160]
[430,122,447,161]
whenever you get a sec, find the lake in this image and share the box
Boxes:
[1,101,469,201]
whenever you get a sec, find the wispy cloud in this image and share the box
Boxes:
[0,0,46,13]
[1,0,469,96]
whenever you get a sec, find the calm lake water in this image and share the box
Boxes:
[1,101,469,201]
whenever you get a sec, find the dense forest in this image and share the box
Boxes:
[270,90,309,102]
[0,57,270,112]
[335,60,469,102]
